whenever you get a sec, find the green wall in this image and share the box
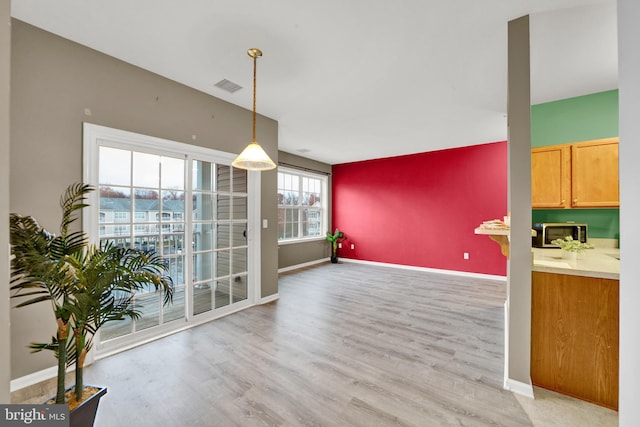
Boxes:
[531,90,619,241]
[531,90,618,147]
[532,209,619,240]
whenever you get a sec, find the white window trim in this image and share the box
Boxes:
[277,166,328,243]
[82,122,262,360]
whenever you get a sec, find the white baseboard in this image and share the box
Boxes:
[260,293,280,304]
[278,259,327,273]
[10,366,58,393]
[340,258,507,281]
[504,378,535,399]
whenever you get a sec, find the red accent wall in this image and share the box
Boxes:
[332,141,508,276]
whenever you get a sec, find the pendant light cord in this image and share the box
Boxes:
[252,54,257,142]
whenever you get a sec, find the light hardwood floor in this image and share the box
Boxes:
[20,262,618,426]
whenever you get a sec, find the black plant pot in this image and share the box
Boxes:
[70,386,107,427]
[46,385,107,427]
[330,256,338,263]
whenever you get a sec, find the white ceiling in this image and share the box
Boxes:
[11,0,618,165]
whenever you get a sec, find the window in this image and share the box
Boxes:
[277,167,327,242]
[113,211,128,222]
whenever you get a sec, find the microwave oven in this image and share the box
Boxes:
[532,222,588,248]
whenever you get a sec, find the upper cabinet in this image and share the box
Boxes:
[532,138,619,209]
[571,138,619,207]
[532,144,571,208]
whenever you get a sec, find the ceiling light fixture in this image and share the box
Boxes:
[231,48,276,171]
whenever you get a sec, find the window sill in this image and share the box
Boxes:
[278,236,326,246]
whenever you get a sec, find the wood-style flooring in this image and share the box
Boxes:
[83,262,532,426]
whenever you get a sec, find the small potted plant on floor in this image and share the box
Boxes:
[326,228,345,263]
[551,235,594,261]
[10,183,174,427]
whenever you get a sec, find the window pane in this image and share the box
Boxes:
[99,146,131,186]
[231,275,247,303]
[232,223,247,247]
[193,160,212,191]
[161,156,184,190]
[303,208,322,237]
[216,165,231,192]
[215,250,230,278]
[193,223,213,251]
[217,195,231,220]
[232,197,247,220]
[232,167,247,193]
[193,193,213,221]
[100,237,131,250]
[163,286,185,323]
[134,235,159,253]
[193,282,212,315]
[163,233,184,254]
[101,317,132,341]
[164,254,185,286]
[134,292,160,331]
[232,248,247,275]
[216,224,230,249]
[162,191,184,221]
[133,152,160,188]
[194,253,213,282]
[215,279,230,309]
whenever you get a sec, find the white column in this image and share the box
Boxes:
[505,15,533,396]
[618,0,640,424]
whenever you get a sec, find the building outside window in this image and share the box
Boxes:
[277,167,328,242]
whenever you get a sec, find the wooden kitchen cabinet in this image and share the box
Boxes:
[531,271,619,410]
[532,144,571,208]
[572,138,619,207]
[531,137,619,208]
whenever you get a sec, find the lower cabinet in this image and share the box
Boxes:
[531,271,619,410]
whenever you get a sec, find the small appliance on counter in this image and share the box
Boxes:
[532,222,588,248]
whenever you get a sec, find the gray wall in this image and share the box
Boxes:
[618,1,640,424]
[10,20,278,379]
[277,151,333,270]
[0,0,11,403]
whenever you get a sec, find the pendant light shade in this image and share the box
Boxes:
[232,141,276,170]
[232,48,276,171]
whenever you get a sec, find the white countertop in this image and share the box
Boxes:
[532,247,620,280]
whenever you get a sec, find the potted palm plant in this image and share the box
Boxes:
[10,183,173,427]
[326,228,345,263]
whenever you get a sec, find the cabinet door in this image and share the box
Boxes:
[571,138,619,207]
[531,144,571,208]
[531,272,619,410]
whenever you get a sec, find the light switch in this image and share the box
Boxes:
[262,219,268,229]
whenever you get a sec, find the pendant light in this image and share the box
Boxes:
[231,48,276,171]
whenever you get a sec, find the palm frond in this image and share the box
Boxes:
[59,183,93,236]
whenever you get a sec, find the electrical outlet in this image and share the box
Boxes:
[351,244,355,250]
[463,252,469,260]
[338,243,342,248]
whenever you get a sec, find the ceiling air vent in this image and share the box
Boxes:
[214,79,243,93]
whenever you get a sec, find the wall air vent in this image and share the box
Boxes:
[214,79,243,93]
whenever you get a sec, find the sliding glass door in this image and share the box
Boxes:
[84,124,257,355]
